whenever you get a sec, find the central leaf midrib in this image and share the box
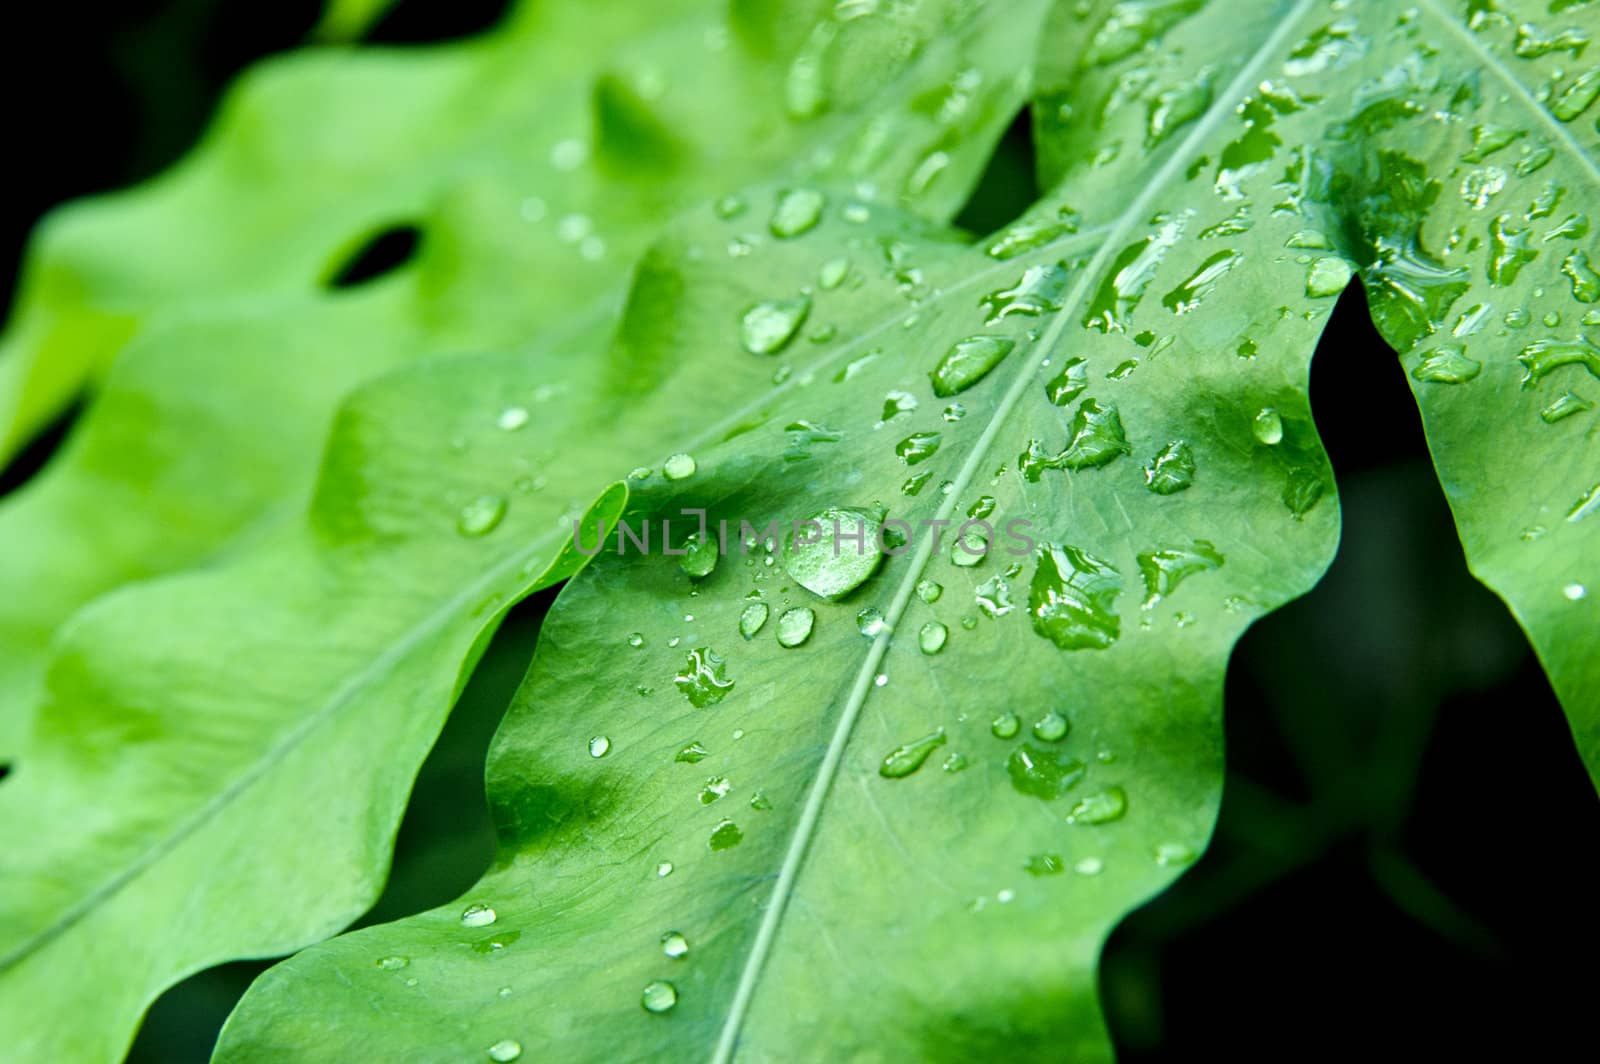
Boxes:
[707,0,1322,1058]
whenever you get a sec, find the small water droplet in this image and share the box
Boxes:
[1032,711,1069,742]
[1007,744,1086,800]
[588,735,611,759]
[457,494,508,537]
[750,791,773,810]
[487,1039,523,1062]
[770,188,826,238]
[930,336,1015,397]
[1025,853,1064,876]
[699,776,731,804]
[663,453,697,480]
[741,296,812,355]
[856,606,887,636]
[918,621,948,655]
[675,742,708,763]
[1068,786,1128,824]
[896,431,943,465]
[818,256,849,289]
[376,955,408,971]
[991,712,1021,739]
[641,980,678,1013]
[1565,583,1588,601]
[776,606,816,647]
[675,647,734,706]
[1305,257,1352,297]
[627,632,645,648]
[656,861,674,877]
[942,752,969,773]
[661,931,689,959]
[708,819,744,851]
[460,903,497,928]
[739,602,769,639]
[1144,441,1197,494]
[679,532,718,579]
[878,729,948,779]
[1412,344,1482,384]
[1074,856,1104,876]
[916,579,943,603]
[1251,408,1284,445]
[1154,842,1196,866]
[497,406,530,431]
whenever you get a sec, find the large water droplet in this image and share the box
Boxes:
[1045,358,1088,406]
[708,819,743,851]
[675,647,734,706]
[930,337,1015,397]
[641,980,678,1013]
[741,296,812,355]
[1137,541,1225,606]
[770,188,825,238]
[782,507,884,599]
[1144,440,1196,494]
[878,729,948,779]
[663,453,697,481]
[739,602,769,639]
[1029,544,1123,651]
[457,494,508,537]
[461,903,497,928]
[1411,344,1482,383]
[1163,249,1244,312]
[776,607,816,647]
[1068,786,1128,824]
[1305,257,1353,298]
[980,264,1069,323]
[1006,744,1086,800]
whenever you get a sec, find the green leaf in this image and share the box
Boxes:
[215,0,1600,1058]
[0,0,1048,758]
[0,184,1039,1064]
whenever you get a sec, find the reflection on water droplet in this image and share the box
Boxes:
[709,819,744,851]
[931,336,1015,397]
[918,621,948,655]
[588,735,611,759]
[457,495,508,537]
[741,296,812,355]
[1068,787,1128,824]
[675,647,734,706]
[641,980,678,1013]
[663,453,697,480]
[770,188,825,238]
[661,931,689,959]
[1032,712,1069,742]
[879,729,948,779]
[461,903,497,928]
[487,1039,523,1062]
[1007,744,1086,800]
[991,712,1021,739]
[776,607,816,647]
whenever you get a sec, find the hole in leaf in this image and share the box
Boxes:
[322,224,421,289]
[0,399,82,501]
[952,108,1038,238]
[365,0,513,43]
[1101,283,1590,1058]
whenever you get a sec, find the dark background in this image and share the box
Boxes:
[1,3,1595,1059]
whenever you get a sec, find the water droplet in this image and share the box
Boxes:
[1029,544,1123,650]
[770,188,826,238]
[1540,391,1594,423]
[1564,583,1588,601]
[1085,219,1185,332]
[663,453,697,480]
[487,1039,523,1062]
[1074,856,1104,876]
[1163,249,1244,312]
[1032,711,1069,742]
[916,579,943,603]
[675,742,709,764]
[818,257,849,290]
[856,606,886,636]
[675,647,734,706]
[460,903,497,928]
[656,861,674,877]
[1044,357,1088,406]
[991,712,1021,739]
[1488,214,1537,287]
[1154,842,1196,866]
[930,337,1015,397]
[1517,336,1600,386]
[1025,853,1064,876]
[661,931,689,959]
[874,673,889,687]
[1137,541,1225,606]
[627,632,645,648]
[1144,440,1196,494]
[1251,408,1284,445]
[776,607,816,648]
[1411,344,1482,383]
[980,264,1070,324]
[457,494,508,537]
[1007,744,1086,800]
[1568,482,1600,523]
[376,955,408,970]
[918,621,948,655]
[641,980,679,1013]
[679,532,718,579]
[739,602,769,639]
[878,729,948,779]
[1068,786,1128,824]
[783,507,884,599]
[895,432,943,465]
[975,575,1014,618]
[741,296,812,355]
[1561,250,1600,303]
[588,735,611,759]
[699,776,731,804]
[942,752,969,773]
[497,406,530,431]
[708,819,743,851]
[714,195,746,219]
